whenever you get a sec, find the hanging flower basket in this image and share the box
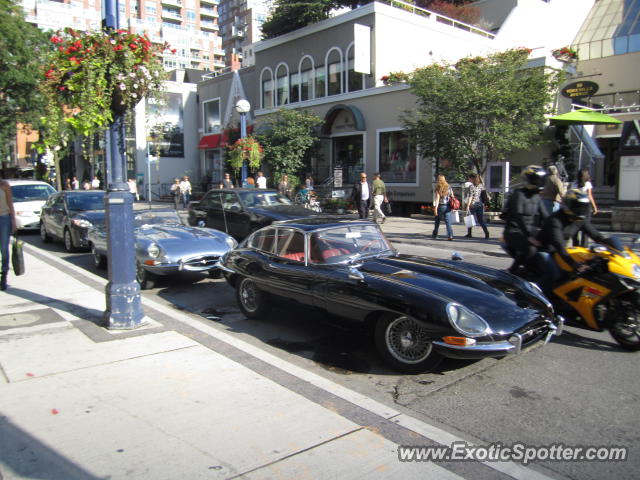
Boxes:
[41,27,171,137]
[552,47,578,62]
[227,136,263,173]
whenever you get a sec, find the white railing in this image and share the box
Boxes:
[384,0,495,39]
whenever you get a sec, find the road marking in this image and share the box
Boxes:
[23,243,559,480]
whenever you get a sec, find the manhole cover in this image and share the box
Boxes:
[0,309,66,330]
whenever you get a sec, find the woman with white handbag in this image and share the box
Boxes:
[464,174,490,239]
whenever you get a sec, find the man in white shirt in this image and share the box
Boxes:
[256,171,267,189]
[91,176,100,189]
[179,176,192,209]
[351,172,372,219]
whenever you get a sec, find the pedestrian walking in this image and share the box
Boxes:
[540,165,565,215]
[277,174,292,199]
[91,176,100,189]
[256,171,267,189]
[170,178,181,210]
[305,174,314,191]
[82,180,91,190]
[464,173,490,239]
[431,174,455,241]
[372,172,388,224]
[243,177,256,188]
[222,173,234,189]
[351,172,372,220]
[65,178,72,190]
[72,176,79,190]
[572,168,598,247]
[180,176,192,209]
[0,178,17,291]
[128,178,139,201]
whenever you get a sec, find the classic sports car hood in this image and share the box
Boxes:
[246,204,321,220]
[137,224,231,250]
[360,254,551,332]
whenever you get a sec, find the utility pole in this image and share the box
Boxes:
[102,0,145,329]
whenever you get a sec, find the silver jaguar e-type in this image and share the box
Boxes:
[88,209,237,289]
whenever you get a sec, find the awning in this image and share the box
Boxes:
[549,109,622,126]
[198,134,221,149]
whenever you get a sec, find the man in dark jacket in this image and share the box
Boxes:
[535,189,611,292]
[352,172,372,219]
[503,165,549,273]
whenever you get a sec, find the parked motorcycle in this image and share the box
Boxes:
[507,237,640,350]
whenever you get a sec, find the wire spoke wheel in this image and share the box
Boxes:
[375,314,441,373]
[236,277,270,319]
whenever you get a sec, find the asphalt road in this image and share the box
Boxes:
[20,229,639,480]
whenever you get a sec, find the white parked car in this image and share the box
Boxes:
[8,179,57,230]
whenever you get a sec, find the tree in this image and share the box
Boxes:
[255,109,323,184]
[0,0,50,160]
[400,48,564,179]
[261,0,372,39]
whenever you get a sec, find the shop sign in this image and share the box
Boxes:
[561,81,599,99]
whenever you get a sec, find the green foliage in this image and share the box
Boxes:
[227,136,263,173]
[261,0,372,39]
[39,27,169,150]
[256,109,323,181]
[0,0,50,159]
[401,48,565,178]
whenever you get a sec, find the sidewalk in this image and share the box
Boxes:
[0,244,558,480]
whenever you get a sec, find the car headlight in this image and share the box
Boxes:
[633,264,640,279]
[225,236,237,249]
[446,303,492,337]
[147,243,161,258]
[72,218,93,228]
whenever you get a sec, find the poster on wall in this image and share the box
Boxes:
[147,92,184,157]
[379,131,417,183]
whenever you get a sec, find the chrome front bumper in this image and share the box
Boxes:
[433,316,564,358]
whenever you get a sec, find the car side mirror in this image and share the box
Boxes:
[348,265,365,282]
[229,205,241,212]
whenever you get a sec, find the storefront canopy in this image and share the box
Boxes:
[549,109,622,126]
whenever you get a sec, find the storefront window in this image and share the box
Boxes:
[205,149,223,185]
[203,98,220,135]
[334,135,363,185]
[147,92,184,157]
[379,130,417,184]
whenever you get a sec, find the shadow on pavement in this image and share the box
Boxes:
[0,415,107,480]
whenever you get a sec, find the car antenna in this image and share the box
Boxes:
[219,192,229,234]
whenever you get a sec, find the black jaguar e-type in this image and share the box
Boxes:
[221,218,564,373]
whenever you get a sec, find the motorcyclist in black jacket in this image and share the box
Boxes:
[534,189,611,292]
[503,165,549,273]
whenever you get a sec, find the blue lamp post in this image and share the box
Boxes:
[235,99,250,185]
[102,0,145,329]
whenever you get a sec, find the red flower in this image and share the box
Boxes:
[58,86,66,91]
[50,35,62,44]
[129,43,138,50]
[170,48,177,54]
[45,69,55,79]
[114,44,124,51]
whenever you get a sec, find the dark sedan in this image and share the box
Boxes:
[40,190,105,252]
[222,218,563,373]
[188,188,321,240]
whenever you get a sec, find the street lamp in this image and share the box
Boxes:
[102,0,145,329]
[235,99,250,185]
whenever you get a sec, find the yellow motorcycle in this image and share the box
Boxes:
[548,237,640,350]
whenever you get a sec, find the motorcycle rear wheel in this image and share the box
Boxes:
[607,295,640,351]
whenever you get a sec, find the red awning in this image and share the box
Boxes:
[198,134,221,149]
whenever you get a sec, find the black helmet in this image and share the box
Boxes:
[521,165,546,191]
[563,189,591,219]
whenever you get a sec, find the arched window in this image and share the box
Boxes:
[275,63,290,106]
[346,43,364,92]
[298,56,314,102]
[325,48,343,96]
[315,64,325,99]
[260,68,274,109]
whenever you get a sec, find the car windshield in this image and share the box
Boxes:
[134,211,182,227]
[309,224,393,264]
[11,184,56,202]
[238,191,292,208]
[66,192,105,211]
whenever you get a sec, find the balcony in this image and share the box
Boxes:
[161,8,182,23]
[200,0,219,5]
[200,7,218,18]
[161,0,182,7]
[200,20,219,32]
